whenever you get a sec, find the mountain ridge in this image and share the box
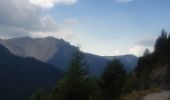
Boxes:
[0,44,63,100]
[103,54,138,70]
[0,37,138,76]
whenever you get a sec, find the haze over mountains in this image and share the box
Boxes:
[0,37,138,76]
[104,54,138,70]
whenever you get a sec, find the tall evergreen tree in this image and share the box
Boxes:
[100,59,126,100]
[31,89,46,100]
[143,49,150,57]
[54,46,94,100]
[165,34,170,86]
[154,29,168,55]
[167,34,170,55]
[135,29,170,89]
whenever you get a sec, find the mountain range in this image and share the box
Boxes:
[0,37,138,100]
[104,54,138,71]
[0,37,138,76]
[0,45,62,100]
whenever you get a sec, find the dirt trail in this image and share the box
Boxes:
[142,91,170,100]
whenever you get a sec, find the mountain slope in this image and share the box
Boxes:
[0,37,63,62]
[0,37,137,76]
[0,45,62,100]
[0,37,108,76]
[104,54,138,70]
[135,32,170,89]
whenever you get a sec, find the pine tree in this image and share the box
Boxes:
[167,34,170,55]
[135,30,170,89]
[31,89,46,100]
[143,49,150,57]
[123,72,135,95]
[165,34,170,86]
[100,59,126,100]
[135,49,154,89]
[54,46,94,100]
[154,29,168,55]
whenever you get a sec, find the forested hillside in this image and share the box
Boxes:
[0,45,62,100]
[0,37,137,76]
[135,29,170,89]
[30,30,170,100]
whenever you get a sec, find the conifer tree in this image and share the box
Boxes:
[167,34,170,55]
[54,46,94,100]
[135,29,170,89]
[31,89,46,100]
[155,29,168,55]
[143,49,150,56]
[100,59,126,100]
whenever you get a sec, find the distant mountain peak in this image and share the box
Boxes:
[0,37,138,76]
[9,36,32,40]
[44,36,59,41]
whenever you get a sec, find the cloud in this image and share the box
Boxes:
[137,37,156,47]
[113,50,121,55]
[0,0,41,30]
[115,0,133,3]
[30,29,75,40]
[39,15,58,32]
[0,0,76,40]
[64,18,79,26]
[127,37,156,56]
[129,46,146,56]
[128,46,154,56]
[29,0,77,8]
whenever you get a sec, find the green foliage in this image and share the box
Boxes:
[135,29,170,90]
[31,89,46,100]
[29,48,133,100]
[143,49,150,57]
[155,29,169,55]
[122,72,135,95]
[51,47,96,100]
[100,59,127,100]
[0,45,62,100]
[135,52,154,89]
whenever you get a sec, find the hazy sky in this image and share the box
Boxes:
[0,0,170,56]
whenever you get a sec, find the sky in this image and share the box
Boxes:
[0,0,170,56]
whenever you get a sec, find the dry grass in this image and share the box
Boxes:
[168,95,170,100]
